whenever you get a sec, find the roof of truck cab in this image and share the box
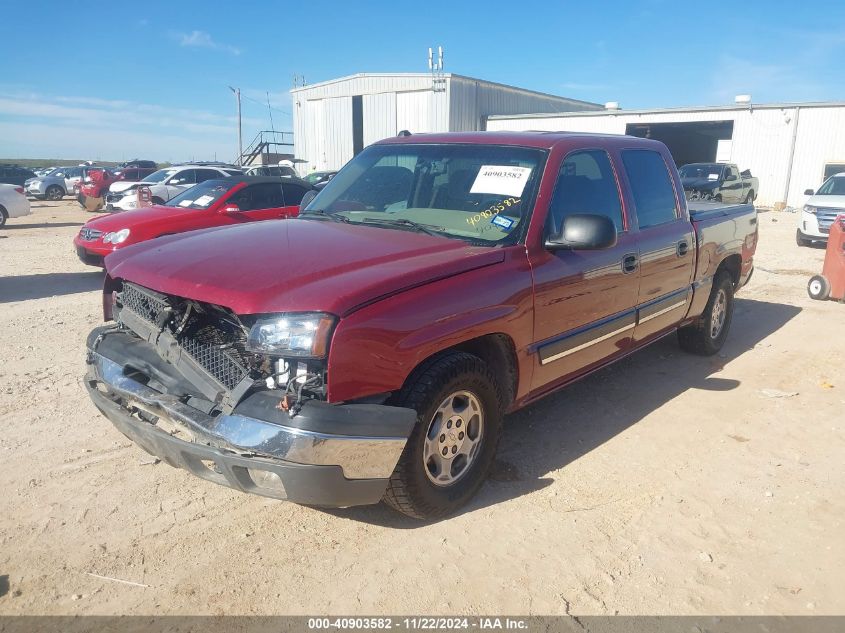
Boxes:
[375,130,663,150]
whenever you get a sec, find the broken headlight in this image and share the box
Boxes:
[245,313,336,358]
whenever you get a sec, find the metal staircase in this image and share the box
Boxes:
[238,130,295,166]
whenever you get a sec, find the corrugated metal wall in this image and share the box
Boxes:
[292,73,597,174]
[488,106,845,208]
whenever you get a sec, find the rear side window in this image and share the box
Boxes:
[281,183,309,206]
[621,150,678,229]
[548,149,623,233]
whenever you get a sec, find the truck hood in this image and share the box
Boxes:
[105,219,505,316]
[806,194,845,210]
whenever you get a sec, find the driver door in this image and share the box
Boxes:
[225,183,290,221]
[530,149,640,392]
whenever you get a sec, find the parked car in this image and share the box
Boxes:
[304,170,337,186]
[25,165,95,200]
[75,176,314,266]
[0,164,37,186]
[244,165,298,178]
[84,132,757,519]
[105,165,242,212]
[0,184,31,226]
[680,163,758,204]
[796,172,845,246]
[117,159,157,170]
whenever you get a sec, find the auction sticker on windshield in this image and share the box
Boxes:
[470,165,532,197]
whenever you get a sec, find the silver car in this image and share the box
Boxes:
[25,166,92,201]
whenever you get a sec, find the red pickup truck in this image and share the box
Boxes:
[84,132,757,519]
[74,176,312,266]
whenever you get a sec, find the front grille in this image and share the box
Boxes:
[816,207,844,231]
[79,228,103,241]
[122,282,169,323]
[180,326,250,391]
[120,282,251,391]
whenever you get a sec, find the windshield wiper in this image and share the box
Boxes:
[360,217,446,237]
[300,211,351,223]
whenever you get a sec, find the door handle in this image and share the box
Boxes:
[677,240,689,257]
[622,253,639,274]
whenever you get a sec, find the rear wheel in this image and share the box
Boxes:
[383,352,503,520]
[796,229,812,247]
[46,185,63,201]
[807,275,831,301]
[0,206,7,227]
[151,196,165,205]
[678,272,734,356]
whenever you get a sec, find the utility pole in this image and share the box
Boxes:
[228,86,243,165]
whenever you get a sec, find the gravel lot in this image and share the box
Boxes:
[0,200,842,615]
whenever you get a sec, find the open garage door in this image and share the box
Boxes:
[625,120,734,166]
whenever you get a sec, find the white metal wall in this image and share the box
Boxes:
[292,73,598,174]
[487,105,845,208]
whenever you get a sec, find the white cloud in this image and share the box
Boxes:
[175,30,241,56]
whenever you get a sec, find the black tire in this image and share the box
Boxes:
[796,229,811,247]
[46,185,63,201]
[383,352,503,520]
[807,275,831,301]
[151,197,165,205]
[745,191,754,205]
[678,272,735,356]
[0,206,7,227]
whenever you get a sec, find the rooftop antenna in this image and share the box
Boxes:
[429,46,446,92]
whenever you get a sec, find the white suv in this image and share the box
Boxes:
[105,165,241,212]
[797,173,845,246]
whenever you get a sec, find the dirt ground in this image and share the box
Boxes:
[0,200,842,616]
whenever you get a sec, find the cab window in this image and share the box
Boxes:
[547,149,624,234]
[621,150,679,229]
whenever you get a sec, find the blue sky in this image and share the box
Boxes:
[1,0,843,161]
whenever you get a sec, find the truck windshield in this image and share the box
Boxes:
[815,175,845,195]
[165,179,238,209]
[304,144,545,244]
[679,164,723,180]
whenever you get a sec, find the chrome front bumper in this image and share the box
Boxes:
[85,337,416,506]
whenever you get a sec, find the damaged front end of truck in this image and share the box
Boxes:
[84,280,415,507]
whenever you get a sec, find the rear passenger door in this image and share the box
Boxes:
[530,149,640,391]
[620,149,695,343]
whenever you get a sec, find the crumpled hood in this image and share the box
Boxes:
[105,219,505,316]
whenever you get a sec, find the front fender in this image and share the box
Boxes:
[326,247,535,403]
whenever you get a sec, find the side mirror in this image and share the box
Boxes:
[545,214,617,251]
[220,203,240,214]
[804,188,815,196]
[299,189,318,212]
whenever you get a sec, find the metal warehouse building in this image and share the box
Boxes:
[487,102,845,209]
[291,73,600,175]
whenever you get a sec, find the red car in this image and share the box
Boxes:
[78,166,158,212]
[74,176,313,266]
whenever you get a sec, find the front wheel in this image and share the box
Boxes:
[796,229,811,247]
[745,191,754,205]
[807,275,831,301]
[46,186,63,201]
[383,352,503,520]
[678,272,735,356]
[0,206,7,227]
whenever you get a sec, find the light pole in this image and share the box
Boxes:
[228,86,243,165]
